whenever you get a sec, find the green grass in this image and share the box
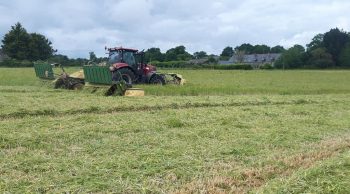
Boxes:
[147,69,350,95]
[259,150,350,193]
[1,67,350,193]
[1,67,350,95]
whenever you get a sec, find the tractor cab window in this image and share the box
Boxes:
[123,51,136,67]
[108,51,122,64]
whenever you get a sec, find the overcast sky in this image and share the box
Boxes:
[1,0,349,58]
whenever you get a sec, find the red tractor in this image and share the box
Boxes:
[107,47,184,85]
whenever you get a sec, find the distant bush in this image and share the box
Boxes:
[150,61,253,70]
[0,56,88,67]
[150,61,189,68]
[260,63,274,70]
[205,64,253,70]
[0,58,34,67]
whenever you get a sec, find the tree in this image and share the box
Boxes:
[339,43,350,67]
[207,56,218,64]
[89,51,97,61]
[307,47,334,68]
[235,43,254,54]
[165,50,177,61]
[306,33,324,51]
[193,51,207,59]
[1,22,30,60]
[145,47,164,62]
[165,45,192,61]
[28,33,55,61]
[323,28,350,65]
[1,22,55,61]
[252,45,271,54]
[49,54,69,65]
[220,46,234,57]
[173,45,186,55]
[275,44,306,69]
[270,45,285,53]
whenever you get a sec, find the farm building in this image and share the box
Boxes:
[220,53,282,67]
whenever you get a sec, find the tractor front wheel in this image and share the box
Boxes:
[149,74,166,85]
[113,68,135,84]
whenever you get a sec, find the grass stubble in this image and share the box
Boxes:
[0,68,350,193]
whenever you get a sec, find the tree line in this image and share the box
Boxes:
[274,28,350,69]
[1,22,349,69]
[143,44,286,63]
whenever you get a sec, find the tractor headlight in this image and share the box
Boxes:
[109,66,115,71]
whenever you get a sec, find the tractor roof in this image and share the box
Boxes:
[108,47,138,52]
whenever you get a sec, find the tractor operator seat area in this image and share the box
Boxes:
[123,52,136,67]
[108,51,122,64]
[108,50,137,69]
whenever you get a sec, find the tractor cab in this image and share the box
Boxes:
[107,47,158,84]
[108,47,139,70]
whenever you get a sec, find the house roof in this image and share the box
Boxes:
[227,53,282,63]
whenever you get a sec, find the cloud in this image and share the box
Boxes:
[0,0,349,58]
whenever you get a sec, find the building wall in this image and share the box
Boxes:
[219,53,282,66]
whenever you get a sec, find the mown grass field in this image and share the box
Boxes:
[1,67,350,193]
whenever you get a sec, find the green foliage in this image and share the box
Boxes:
[150,61,253,70]
[220,46,234,57]
[1,22,54,61]
[89,52,97,61]
[0,58,33,67]
[252,44,271,54]
[47,54,88,66]
[307,33,324,51]
[150,60,188,68]
[275,45,306,69]
[206,64,253,70]
[259,63,274,70]
[165,45,192,61]
[270,45,285,53]
[144,47,164,62]
[235,44,284,54]
[28,33,54,61]
[193,51,207,59]
[235,43,254,54]
[323,28,350,65]
[231,29,350,69]
[339,43,350,67]
[207,56,218,64]
[1,22,31,60]
[235,44,271,54]
[307,47,334,68]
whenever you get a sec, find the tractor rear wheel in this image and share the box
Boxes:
[113,68,135,84]
[149,74,166,85]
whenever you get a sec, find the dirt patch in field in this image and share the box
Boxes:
[173,133,350,194]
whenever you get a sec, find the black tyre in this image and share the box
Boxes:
[112,68,135,84]
[149,74,166,85]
